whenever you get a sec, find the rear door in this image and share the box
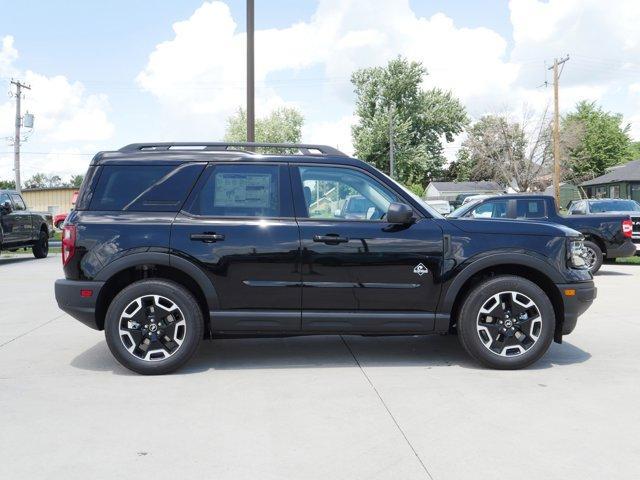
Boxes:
[171,162,302,332]
[291,164,443,333]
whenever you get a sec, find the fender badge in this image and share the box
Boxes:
[413,263,429,276]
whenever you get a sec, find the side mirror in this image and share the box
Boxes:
[387,202,414,224]
[1,200,11,213]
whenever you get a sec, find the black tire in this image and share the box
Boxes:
[457,275,555,370]
[32,230,49,258]
[104,279,204,375]
[583,240,603,274]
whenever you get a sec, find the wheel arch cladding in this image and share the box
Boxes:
[93,252,218,333]
[443,256,564,342]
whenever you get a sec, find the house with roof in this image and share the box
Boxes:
[580,159,640,203]
[424,181,504,202]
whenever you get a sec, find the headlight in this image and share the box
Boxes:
[567,239,588,269]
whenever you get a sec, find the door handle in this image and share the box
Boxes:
[313,234,349,244]
[190,233,225,243]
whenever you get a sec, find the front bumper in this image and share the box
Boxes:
[54,279,105,330]
[556,280,597,336]
[606,239,636,259]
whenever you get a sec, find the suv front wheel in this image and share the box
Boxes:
[457,275,555,369]
[105,279,204,375]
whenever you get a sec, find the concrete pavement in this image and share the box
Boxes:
[1,255,639,479]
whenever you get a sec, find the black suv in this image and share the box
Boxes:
[55,143,596,374]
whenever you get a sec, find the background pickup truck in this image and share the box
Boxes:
[0,189,54,258]
[449,194,635,273]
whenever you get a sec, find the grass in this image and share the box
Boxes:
[614,255,640,265]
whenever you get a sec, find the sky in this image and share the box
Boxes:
[1,0,640,182]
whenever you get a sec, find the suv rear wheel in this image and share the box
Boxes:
[105,279,204,375]
[457,275,555,369]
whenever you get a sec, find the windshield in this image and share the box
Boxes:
[590,200,640,212]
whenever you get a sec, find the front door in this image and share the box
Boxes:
[291,164,443,333]
[9,194,31,243]
[171,163,302,332]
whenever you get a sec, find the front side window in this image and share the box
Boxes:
[465,200,509,219]
[11,194,26,211]
[190,164,284,217]
[516,199,546,219]
[296,166,399,220]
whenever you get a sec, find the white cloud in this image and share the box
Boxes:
[0,35,114,181]
[303,114,356,156]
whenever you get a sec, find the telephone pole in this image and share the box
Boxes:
[246,0,255,144]
[11,79,31,194]
[548,55,569,206]
[389,103,394,179]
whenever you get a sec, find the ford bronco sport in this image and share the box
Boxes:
[54,143,596,374]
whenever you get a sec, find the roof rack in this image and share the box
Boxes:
[118,142,348,157]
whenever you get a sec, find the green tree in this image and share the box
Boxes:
[69,174,85,188]
[351,56,468,188]
[224,107,304,151]
[24,173,63,189]
[561,101,632,182]
[0,179,16,189]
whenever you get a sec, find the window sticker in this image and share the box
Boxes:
[214,173,272,208]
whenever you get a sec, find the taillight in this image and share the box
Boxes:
[62,225,76,266]
[622,219,633,238]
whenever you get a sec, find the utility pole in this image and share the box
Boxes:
[548,55,569,206]
[389,103,394,179]
[246,0,255,144]
[11,79,31,194]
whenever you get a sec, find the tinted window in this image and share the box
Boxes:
[90,164,203,211]
[516,199,546,219]
[297,166,399,220]
[190,164,284,217]
[466,200,509,219]
[0,193,10,205]
[11,194,26,211]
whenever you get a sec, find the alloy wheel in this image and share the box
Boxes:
[476,291,542,357]
[118,295,187,361]
[583,246,597,270]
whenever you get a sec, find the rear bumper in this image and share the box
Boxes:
[606,239,636,259]
[54,279,104,330]
[556,281,597,336]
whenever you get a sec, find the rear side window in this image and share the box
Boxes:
[516,199,546,219]
[187,164,291,218]
[11,194,26,211]
[90,164,204,211]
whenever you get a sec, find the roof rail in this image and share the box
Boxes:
[118,142,348,157]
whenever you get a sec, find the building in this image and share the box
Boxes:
[543,183,583,209]
[424,181,503,202]
[580,159,640,202]
[22,187,78,215]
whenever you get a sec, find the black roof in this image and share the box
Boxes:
[91,142,358,166]
[581,159,640,186]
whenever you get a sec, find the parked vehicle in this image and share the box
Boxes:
[567,199,640,255]
[0,190,53,258]
[423,199,452,215]
[54,213,67,229]
[338,195,375,219]
[55,143,595,374]
[450,194,635,273]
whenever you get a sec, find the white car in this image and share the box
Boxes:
[424,199,452,215]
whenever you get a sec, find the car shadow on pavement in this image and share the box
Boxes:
[70,334,591,375]
[596,270,633,276]
[0,256,37,266]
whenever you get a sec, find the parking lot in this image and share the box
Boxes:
[0,254,639,479]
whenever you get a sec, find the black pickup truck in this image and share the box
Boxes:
[55,142,595,374]
[0,190,53,258]
[449,194,635,273]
